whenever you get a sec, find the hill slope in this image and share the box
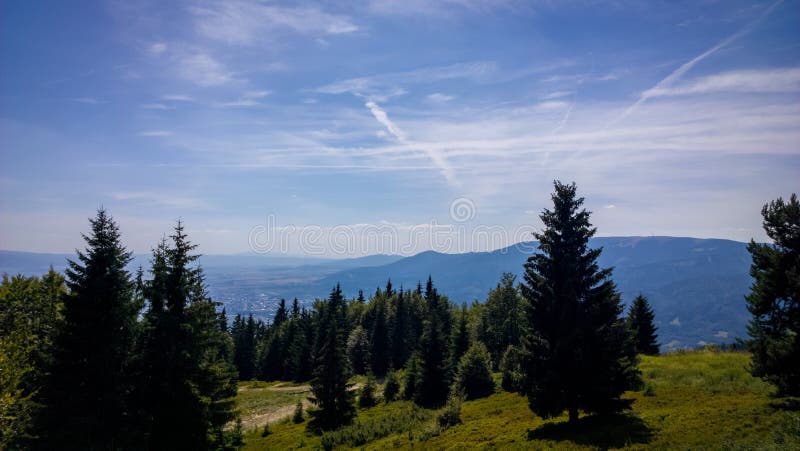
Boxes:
[308,237,752,349]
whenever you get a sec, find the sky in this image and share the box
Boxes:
[1,0,799,257]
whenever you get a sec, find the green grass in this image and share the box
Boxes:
[239,351,800,450]
[236,381,309,418]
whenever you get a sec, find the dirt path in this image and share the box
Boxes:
[238,382,365,431]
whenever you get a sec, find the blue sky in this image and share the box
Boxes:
[1,0,798,256]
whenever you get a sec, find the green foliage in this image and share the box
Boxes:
[437,388,465,428]
[138,222,238,450]
[417,277,453,406]
[746,193,800,395]
[402,352,423,402]
[383,370,401,402]
[499,344,526,392]
[481,273,526,368]
[318,404,429,449]
[346,325,371,375]
[454,342,495,399]
[628,294,660,355]
[450,304,471,365]
[521,181,639,423]
[40,209,142,449]
[0,270,65,448]
[309,284,356,429]
[359,373,379,407]
[293,400,305,423]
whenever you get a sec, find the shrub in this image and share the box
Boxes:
[437,388,465,428]
[320,404,430,448]
[500,344,526,392]
[292,400,304,423]
[454,342,495,399]
[260,423,271,437]
[383,370,400,402]
[359,373,378,407]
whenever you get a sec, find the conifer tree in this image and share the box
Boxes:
[402,352,424,402]
[391,288,410,369]
[309,284,355,429]
[521,181,639,423]
[746,193,800,395]
[417,278,452,405]
[451,304,471,365]
[481,273,525,367]
[274,298,289,328]
[41,209,140,449]
[454,342,495,400]
[628,295,659,355]
[346,325,371,375]
[370,295,391,375]
[139,222,238,449]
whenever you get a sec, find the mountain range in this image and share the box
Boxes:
[0,236,754,350]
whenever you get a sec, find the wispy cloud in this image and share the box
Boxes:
[191,0,358,45]
[218,90,271,107]
[162,94,194,102]
[138,130,173,137]
[111,191,205,209]
[427,93,455,103]
[178,53,235,87]
[71,97,105,105]
[141,103,174,110]
[148,42,168,55]
[644,67,800,97]
[316,61,495,100]
[618,0,785,122]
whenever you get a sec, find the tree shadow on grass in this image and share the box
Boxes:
[527,413,654,449]
[769,397,800,412]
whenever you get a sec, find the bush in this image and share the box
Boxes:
[260,423,271,437]
[359,373,378,407]
[383,370,400,402]
[320,404,429,449]
[454,342,495,399]
[292,400,304,423]
[500,344,526,392]
[437,388,465,428]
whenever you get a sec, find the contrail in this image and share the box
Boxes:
[615,0,784,124]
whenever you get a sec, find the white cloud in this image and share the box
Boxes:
[670,317,681,327]
[148,42,168,55]
[644,67,800,97]
[138,130,172,137]
[191,0,358,45]
[543,90,573,100]
[218,90,271,107]
[111,191,205,209]
[714,330,729,339]
[366,101,407,141]
[619,0,785,122]
[71,97,104,105]
[178,53,234,87]
[427,93,455,103]
[162,94,194,102]
[536,100,569,109]
[141,103,174,110]
[604,204,616,209]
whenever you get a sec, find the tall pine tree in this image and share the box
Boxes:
[40,209,141,449]
[746,193,800,395]
[309,284,355,429]
[416,277,452,406]
[521,181,639,423]
[628,295,659,355]
[139,222,238,449]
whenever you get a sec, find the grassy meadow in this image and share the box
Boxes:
[238,350,799,450]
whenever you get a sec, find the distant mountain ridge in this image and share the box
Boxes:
[0,237,753,350]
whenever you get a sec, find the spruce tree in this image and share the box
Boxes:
[746,193,800,395]
[417,278,452,406]
[41,209,140,449]
[454,342,495,400]
[481,273,525,367]
[521,181,639,423]
[139,222,238,449]
[628,295,659,355]
[309,284,355,429]
[451,304,471,365]
[274,298,289,328]
[346,325,371,375]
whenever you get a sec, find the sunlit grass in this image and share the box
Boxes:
[240,351,800,450]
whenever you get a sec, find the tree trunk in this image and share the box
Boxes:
[568,407,578,424]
